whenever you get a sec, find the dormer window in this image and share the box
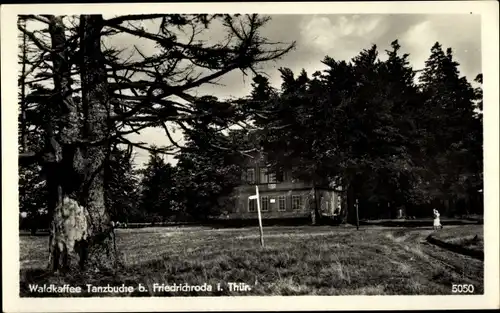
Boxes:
[241,168,255,184]
[268,172,276,183]
[259,167,279,184]
[259,167,268,184]
[246,168,255,184]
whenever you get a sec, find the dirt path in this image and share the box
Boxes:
[385,227,484,293]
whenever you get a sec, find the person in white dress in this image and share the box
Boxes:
[433,209,443,230]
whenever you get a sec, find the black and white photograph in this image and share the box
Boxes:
[2,1,499,311]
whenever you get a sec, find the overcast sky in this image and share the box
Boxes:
[121,13,481,168]
[22,13,482,168]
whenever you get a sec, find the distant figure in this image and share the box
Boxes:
[433,209,443,230]
[397,208,404,219]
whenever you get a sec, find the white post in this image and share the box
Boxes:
[256,185,265,247]
[249,185,265,247]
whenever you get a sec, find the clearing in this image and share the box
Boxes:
[19,224,484,296]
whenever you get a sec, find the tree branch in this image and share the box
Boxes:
[17,24,53,53]
[24,15,51,24]
[159,122,184,149]
[118,135,179,155]
[107,22,236,55]
[104,14,168,26]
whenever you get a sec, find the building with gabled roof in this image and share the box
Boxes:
[219,148,345,224]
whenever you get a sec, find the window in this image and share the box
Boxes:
[246,168,255,184]
[325,200,330,213]
[292,195,302,210]
[249,198,257,212]
[268,172,277,183]
[278,196,286,211]
[261,196,269,211]
[259,168,268,184]
[259,167,279,184]
[334,195,342,214]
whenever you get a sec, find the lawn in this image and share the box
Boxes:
[19,224,484,296]
[430,226,484,251]
[426,225,484,261]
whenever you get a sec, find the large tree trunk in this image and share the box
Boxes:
[77,14,117,272]
[45,15,82,272]
[45,15,117,273]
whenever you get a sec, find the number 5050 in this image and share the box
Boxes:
[452,284,475,293]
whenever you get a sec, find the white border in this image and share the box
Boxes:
[2,2,499,312]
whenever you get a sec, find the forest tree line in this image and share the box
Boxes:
[20,38,483,231]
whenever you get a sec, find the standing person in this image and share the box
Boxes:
[433,209,443,230]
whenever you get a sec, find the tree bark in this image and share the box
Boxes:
[44,15,117,273]
[44,15,82,272]
[77,14,117,271]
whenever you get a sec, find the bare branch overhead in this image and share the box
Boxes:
[19,14,295,158]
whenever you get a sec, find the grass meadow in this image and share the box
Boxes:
[19,224,484,296]
[431,225,484,251]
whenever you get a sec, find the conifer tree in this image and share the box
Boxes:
[419,42,483,214]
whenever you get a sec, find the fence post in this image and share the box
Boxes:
[355,198,360,230]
